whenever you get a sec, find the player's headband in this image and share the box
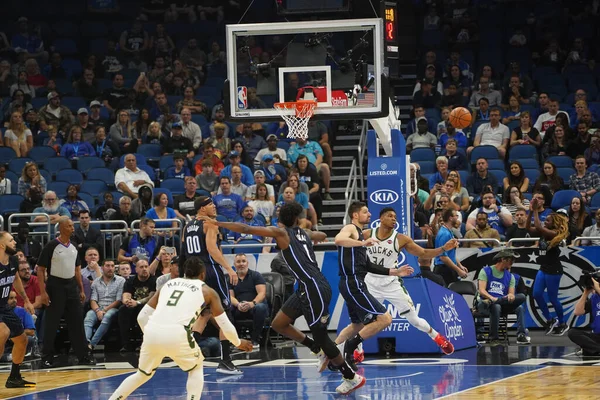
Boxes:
[198,198,213,208]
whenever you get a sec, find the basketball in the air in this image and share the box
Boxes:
[449,107,472,129]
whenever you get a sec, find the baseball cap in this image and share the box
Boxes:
[172,121,183,129]
[89,100,102,108]
[416,116,428,123]
[426,64,436,70]
[77,108,88,115]
[17,17,28,23]
[493,249,519,261]
[266,134,278,141]
[254,170,265,177]
[262,154,274,162]
[228,150,240,158]
[47,91,59,100]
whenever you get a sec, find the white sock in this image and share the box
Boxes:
[186,365,204,400]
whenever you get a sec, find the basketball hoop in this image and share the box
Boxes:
[274,100,317,140]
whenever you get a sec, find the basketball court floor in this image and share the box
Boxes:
[0,332,598,399]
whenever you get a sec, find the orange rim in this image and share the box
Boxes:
[274,100,317,117]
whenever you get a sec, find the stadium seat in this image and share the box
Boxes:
[233,239,264,254]
[458,170,469,186]
[4,171,18,194]
[410,148,436,163]
[548,156,574,168]
[80,180,109,195]
[191,115,208,126]
[0,194,25,214]
[487,159,505,170]
[153,188,174,208]
[551,190,581,211]
[161,178,185,195]
[119,154,147,168]
[78,192,96,208]
[0,147,17,165]
[590,192,600,211]
[159,155,175,171]
[277,141,290,152]
[48,181,70,197]
[28,147,58,166]
[470,145,500,163]
[137,144,162,160]
[55,169,84,185]
[86,168,116,186]
[418,161,436,175]
[556,168,576,187]
[45,157,73,177]
[77,157,106,173]
[489,169,507,186]
[39,169,51,184]
[516,159,540,169]
[523,169,540,189]
[139,165,156,181]
[52,38,78,55]
[61,97,87,113]
[8,158,34,174]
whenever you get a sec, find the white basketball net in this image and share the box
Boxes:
[274,100,317,140]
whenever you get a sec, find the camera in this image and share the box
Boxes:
[579,271,600,289]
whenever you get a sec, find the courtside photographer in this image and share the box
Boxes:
[568,271,600,356]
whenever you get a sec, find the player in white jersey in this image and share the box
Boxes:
[355,207,458,362]
[109,257,253,400]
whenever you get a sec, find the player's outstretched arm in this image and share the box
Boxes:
[202,285,253,352]
[335,224,377,247]
[402,235,459,258]
[304,229,327,243]
[137,289,161,332]
[204,217,291,249]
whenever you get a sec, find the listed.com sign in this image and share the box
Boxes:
[369,162,398,177]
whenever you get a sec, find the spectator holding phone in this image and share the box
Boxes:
[148,246,176,277]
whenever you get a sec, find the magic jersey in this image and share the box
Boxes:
[182,219,222,272]
[149,278,205,328]
[0,256,18,308]
[365,228,400,286]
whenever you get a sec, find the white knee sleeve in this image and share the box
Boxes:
[186,365,204,400]
[403,308,431,333]
[108,370,154,400]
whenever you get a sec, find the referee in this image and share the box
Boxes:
[37,218,95,367]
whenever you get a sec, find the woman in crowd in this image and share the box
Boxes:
[446,170,470,212]
[501,95,523,125]
[533,161,564,194]
[502,185,530,220]
[60,184,90,221]
[503,161,530,193]
[148,246,175,277]
[231,139,252,168]
[542,125,570,160]
[248,183,275,225]
[109,109,138,153]
[143,121,162,145]
[60,126,96,160]
[176,85,207,115]
[565,196,592,244]
[10,71,35,99]
[18,161,47,196]
[295,154,323,223]
[4,111,33,157]
[527,203,570,336]
[4,89,33,122]
[145,192,178,238]
[509,111,541,148]
[133,108,152,138]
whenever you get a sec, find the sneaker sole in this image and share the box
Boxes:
[545,320,559,335]
[441,344,454,355]
[337,375,366,395]
[216,368,243,375]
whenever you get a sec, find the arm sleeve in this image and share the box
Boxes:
[214,312,241,346]
[364,259,392,276]
[137,304,155,332]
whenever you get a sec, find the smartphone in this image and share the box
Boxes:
[140,72,145,77]
[165,247,176,255]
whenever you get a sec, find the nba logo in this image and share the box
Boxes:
[237,86,247,109]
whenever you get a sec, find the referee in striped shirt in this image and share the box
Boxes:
[37,218,95,368]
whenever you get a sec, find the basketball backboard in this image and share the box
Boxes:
[224,18,389,122]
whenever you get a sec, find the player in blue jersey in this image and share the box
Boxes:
[0,231,36,388]
[206,202,368,395]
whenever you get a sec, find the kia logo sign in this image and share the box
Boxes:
[370,189,399,205]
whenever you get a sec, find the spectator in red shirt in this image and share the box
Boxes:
[13,259,41,310]
[194,143,224,175]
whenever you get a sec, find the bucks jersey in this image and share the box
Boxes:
[365,228,400,286]
[149,278,205,327]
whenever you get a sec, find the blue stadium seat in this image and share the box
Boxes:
[487,159,505,170]
[80,180,109,195]
[77,157,106,173]
[44,157,73,177]
[4,171,18,194]
[86,168,115,186]
[161,178,185,195]
[489,169,507,185]
[139,165,156,181]
[197,95,217,110]
[61,97,87,113]
[233,239,264,254]
[556,167,576,185]
[52,38,78,55]
[547,156,573,168]
[159,155,175,171]
[0,148,17,164]
[8,158,34,174]
[0,194,25,214]
[119,154,147,168]
[418,161,435,175]
[470,145,499,163]
[89,38,108,55]
[517,159,540,169]
[204,77,225,90]
[420,30,442,48]
[48,181,70,197]
[409,148,436,163]
[509,145,538,163]
[62,59,83,79]
[590,192,600,211]
[28,147,58,166]
[277,141,290,152]
[523,169,540,190]
[78,192,96,208]
[39,169,51,184]
[551,190,580,211]
[52,21,79,37]
[191,115,208,126]
[458,170,469,187]
[153,188,174,208]
[80,21,109,38]
[137,144,162,160]
[196,86,221,99]
[56,169,84,185]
